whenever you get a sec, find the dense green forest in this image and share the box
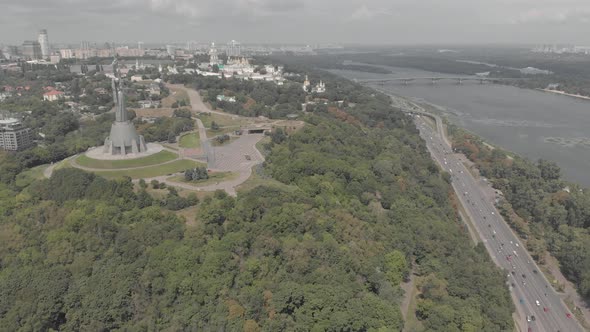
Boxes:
[450,125,590,300]
[0,65,515,330]
[272,53,491,76]
[167,73,307,118]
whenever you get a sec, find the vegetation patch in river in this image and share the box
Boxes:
[544,136,590,148]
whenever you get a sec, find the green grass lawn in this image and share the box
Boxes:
[162,87,190,108]
[199,112,250,138]
[168,171,238,187]
[565,298,590,330]
[94,159,202,179]
[255,137,271,157]
[162,143,179,151]
[211,136,238,147]
[179,133,200,148]
[199,112,247,128]
[76,150,177,169]
[15,164,49,187]
[206,128,227,137]
[54,159,73,171]
[236,166,298,194]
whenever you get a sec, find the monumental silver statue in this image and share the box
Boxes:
[103,58,147,155]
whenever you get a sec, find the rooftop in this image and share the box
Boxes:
[0,118,18,124]
[0,118,20,126]
[43,90,64,96]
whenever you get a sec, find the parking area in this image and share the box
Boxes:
[209,134,265,172]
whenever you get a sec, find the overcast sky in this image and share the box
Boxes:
[1,0,590,45]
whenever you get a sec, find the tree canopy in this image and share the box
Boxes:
[0,64,514,331]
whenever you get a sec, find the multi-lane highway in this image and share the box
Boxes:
[413,111,583,332]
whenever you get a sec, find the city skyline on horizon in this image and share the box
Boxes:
[2,0,590,45]
[5,32,590,49]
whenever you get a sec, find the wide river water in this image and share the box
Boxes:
[332,67,590,187]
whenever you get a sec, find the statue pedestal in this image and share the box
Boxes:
[88,143,163,160]
[103,121,147,155]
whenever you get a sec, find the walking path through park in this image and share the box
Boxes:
[147,133,265,196]
[168,83,241,117]
[157,84,268,196]
[195,118,208,143]
[46,84,267,197]
[43,155,76,178]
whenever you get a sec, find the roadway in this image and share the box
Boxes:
[412,110,583,332]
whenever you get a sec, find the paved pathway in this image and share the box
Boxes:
[150,134,266,196]
[173,83,242,117]
[43,155,76,178]
[69,154,183,172]
[162,84,268,196]
[47,85,267,197]
[209,134,264,171]
[195,118,208,142]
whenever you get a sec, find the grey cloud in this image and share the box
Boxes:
[514,7,590,23]
[248,0,305,13]
[1,0,589,44]
[146,0,305,19]
[348,5,393,21]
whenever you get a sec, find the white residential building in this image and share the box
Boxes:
[43,90,65,101]
[0,118,34,151]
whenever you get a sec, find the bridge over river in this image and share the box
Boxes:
[356,77,525,85]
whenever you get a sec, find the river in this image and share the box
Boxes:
[332,66,590,187]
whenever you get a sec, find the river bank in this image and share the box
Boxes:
[538,88,590,101]
[333,67,590,187]
[399,93,590,329]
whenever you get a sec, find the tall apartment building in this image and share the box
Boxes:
[21,41,42,60]
[60,49,74,59]
[0,118,34,151]
[1,45,19,59]
[166,45,175,56]
[38,29,50,59]
[227,40,241,57]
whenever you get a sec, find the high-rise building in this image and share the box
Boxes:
[21,41,42,60]
[38,29,50,59]
[209,42,219,65]
[1,45,18,59]
[166,45,175,56]
[0,118,34,151]
[227,40,241,57]
[49,54,61,64]
[59,49,74,59]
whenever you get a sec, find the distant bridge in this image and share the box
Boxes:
[355,77,525,85]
